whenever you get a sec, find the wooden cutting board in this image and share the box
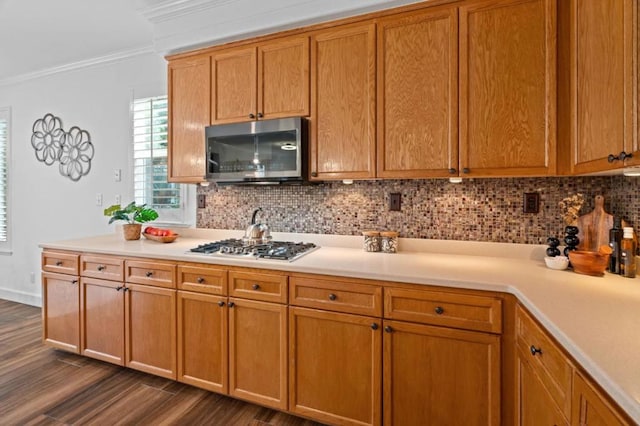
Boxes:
[576,195,613,252]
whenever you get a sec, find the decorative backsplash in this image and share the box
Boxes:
[197,176,638,244]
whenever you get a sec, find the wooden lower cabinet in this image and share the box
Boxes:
[383,319,501,426]
[42,272,80,353]
[289,307,382,426]
[572,372,630,426]
[228,297,288,410]
[125,283,177,379]
[80,277,124,365]
[177,290,228,393]
[518,355,568,426]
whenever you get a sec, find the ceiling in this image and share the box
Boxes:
[0,0,421,86]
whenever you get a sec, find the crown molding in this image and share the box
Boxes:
[136,0,237,23]
[0,45,155,87]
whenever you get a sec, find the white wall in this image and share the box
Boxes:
[0,53,170,306]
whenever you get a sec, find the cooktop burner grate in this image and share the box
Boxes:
[190,239,318,261]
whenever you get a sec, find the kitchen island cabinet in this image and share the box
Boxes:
[572,371,631,426]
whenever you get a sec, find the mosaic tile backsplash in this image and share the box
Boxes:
[197,176,639,245]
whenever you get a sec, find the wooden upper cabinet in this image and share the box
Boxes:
[459,0,556,177]
[559,0,635,174]
[310,23,376,180]
[211,36,309,124]
[377,7,459,178]
[168,55,210,183]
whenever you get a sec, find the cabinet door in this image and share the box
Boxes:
[42,272,80,353]
[572,372,630,426]
[377,6,458,178]
[310,23,376,180]
[168,55,210,183]
[460,0,556,177]
[177,291,228,394]
[289,307,382,426]
[80,277,124,365]
[518,355,568,426]
[562,0,635,173]
[228,297,287,410]
[383,320,500,426]
[258,36,309,119]
[125,284,177,379]
[211,47,257,124]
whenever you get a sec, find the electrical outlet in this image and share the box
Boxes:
[95,193,103,206]
[114,169,121,182]
[524,192,540,213]
[115,194,121,205]
[197,194,206,209]
[389,193,401,211]
[29,272,35,284]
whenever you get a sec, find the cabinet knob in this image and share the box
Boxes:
[530,345,542,356]
[620,151,633,161]
[608,154,618,163]
[370,323,379,330]
[145,271,153,277]
[71,280,78,285]
[55,261,63,266]
[434,306,444,315]
[97,265,105,271]
[197,277,205,284]
[448,168,457,174]
[257,112,264,118]
[123,287,130,292]
[249,113,255,119]
[311,172,318,178]
[252,283,261,290]
[328,293,337,301]
[217,300,225,307]
[384,325,393,333]
[116,286,123,291]
[462,168,470,174]
[228,301,235,308]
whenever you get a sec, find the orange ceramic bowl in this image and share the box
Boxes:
[568,250,610,276]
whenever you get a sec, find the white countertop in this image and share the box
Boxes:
[40,229,640,422]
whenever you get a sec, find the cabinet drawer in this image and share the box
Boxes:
[229,270,287,303]
[125,260,176,289]
[42,250,79,275]
[81,255,124,281]
[384,287,502,333]
[516,305,572,419]
[178,264,227,295]
[289,277,382,316]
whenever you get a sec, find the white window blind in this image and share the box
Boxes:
[0,107,9,245]
[132,96,185,223]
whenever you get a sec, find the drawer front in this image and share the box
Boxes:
[384,287,502,333]
[81,255,124,281]
[290,277,382,316]
[42,250,79,275]
[516,304,572,419]
[229,271,287,303]
[126,260,176,289]
[178,264,228,295]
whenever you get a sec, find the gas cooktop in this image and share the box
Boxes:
[189,239,318,262]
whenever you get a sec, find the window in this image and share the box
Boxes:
[132,96,186,224]
[0,107,9,250]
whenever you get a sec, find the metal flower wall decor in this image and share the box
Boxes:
[31,113,95,182]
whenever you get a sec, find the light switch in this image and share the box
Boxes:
[114,169,121,182]
[96,193,103,206]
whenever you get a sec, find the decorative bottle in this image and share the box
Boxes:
[620,227,636,278]
[608,217,622,274]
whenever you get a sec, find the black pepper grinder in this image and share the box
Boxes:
[609,216,622,274]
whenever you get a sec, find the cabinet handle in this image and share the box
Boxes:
[116,286,123,291]
[197,277,205,284]
[55,261,63,266]
[620,151,633,161]
[145,271,153,277]
[370,323,379,330]
[217,301,225,307]
[434,306,444,315]
[228,301,235,308]
[257,112,263,118]
[311,172,318,177]
[448,168,457,174]
[123,287,130,292]
[71,280,78,285]
[608,154,618,163]
[384,325,393,333]
[97,265,105,271]
[328,293,337,301]
[608,151,633,163]
[462,168,470,174]
[249,113,255,119]
[530,345,542,356]
[252,283,260,290]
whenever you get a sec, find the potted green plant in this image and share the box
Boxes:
[103,201,159,240]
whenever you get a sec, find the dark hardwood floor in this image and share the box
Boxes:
[0,299,325,426]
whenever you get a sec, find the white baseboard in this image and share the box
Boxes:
[0,288,42,307]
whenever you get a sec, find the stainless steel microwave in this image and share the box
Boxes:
[205,117,307,184]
